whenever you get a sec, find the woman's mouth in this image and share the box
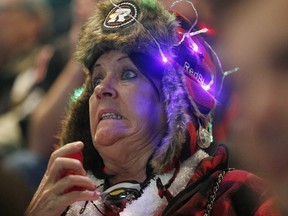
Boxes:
[100,112,124,120]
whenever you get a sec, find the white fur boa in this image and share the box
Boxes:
[66,150,208,216]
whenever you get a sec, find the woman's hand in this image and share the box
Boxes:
[26,141,99,216]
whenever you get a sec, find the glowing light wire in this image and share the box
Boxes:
[169,1,219,94]
[170,0,199,32]
[171,0,208,46]
[169,0,237,95]
[107,0,239,94]
[190,28,208,36]
[217,67,240,96]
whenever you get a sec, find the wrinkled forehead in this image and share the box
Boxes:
[129,52,165,82]
[129,52,165,98]
[92,50,130,66]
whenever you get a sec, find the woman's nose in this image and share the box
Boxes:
[94,78,118,99]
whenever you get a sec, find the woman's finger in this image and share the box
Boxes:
[52,175,97,195]
[47,141,84,171]
[46,156,86,183]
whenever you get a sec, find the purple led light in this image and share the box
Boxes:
[202,84,210,91]
[192,42,199,52]
[162,56,168,63]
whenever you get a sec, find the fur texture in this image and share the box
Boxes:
[75,0,178,72]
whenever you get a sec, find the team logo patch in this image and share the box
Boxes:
[102,1,140,30]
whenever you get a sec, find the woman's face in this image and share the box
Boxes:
[89,50,167,162]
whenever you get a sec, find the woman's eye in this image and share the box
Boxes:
[93,78,102,87]
[122,70,137,80]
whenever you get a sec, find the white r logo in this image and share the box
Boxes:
[103,1,139,30]
[108,8,131,23]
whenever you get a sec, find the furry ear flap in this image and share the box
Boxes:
[151,64,191,174]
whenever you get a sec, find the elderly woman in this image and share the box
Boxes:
[26,0,280,215]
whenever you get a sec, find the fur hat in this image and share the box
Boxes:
[60,0,222,176]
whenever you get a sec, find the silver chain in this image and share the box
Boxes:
[203,168,234,216]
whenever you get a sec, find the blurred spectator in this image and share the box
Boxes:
[218,0,288,214]
[28,0,97,157]
[2,0,96,191]
[0,0,52,155]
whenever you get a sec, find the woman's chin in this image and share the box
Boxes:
[93,127,127,147]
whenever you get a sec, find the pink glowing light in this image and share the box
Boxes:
[192,42,199,52]
[162,56,168,63]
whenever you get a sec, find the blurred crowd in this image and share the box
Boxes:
[0,0,287,215]
[0,0,93,215]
